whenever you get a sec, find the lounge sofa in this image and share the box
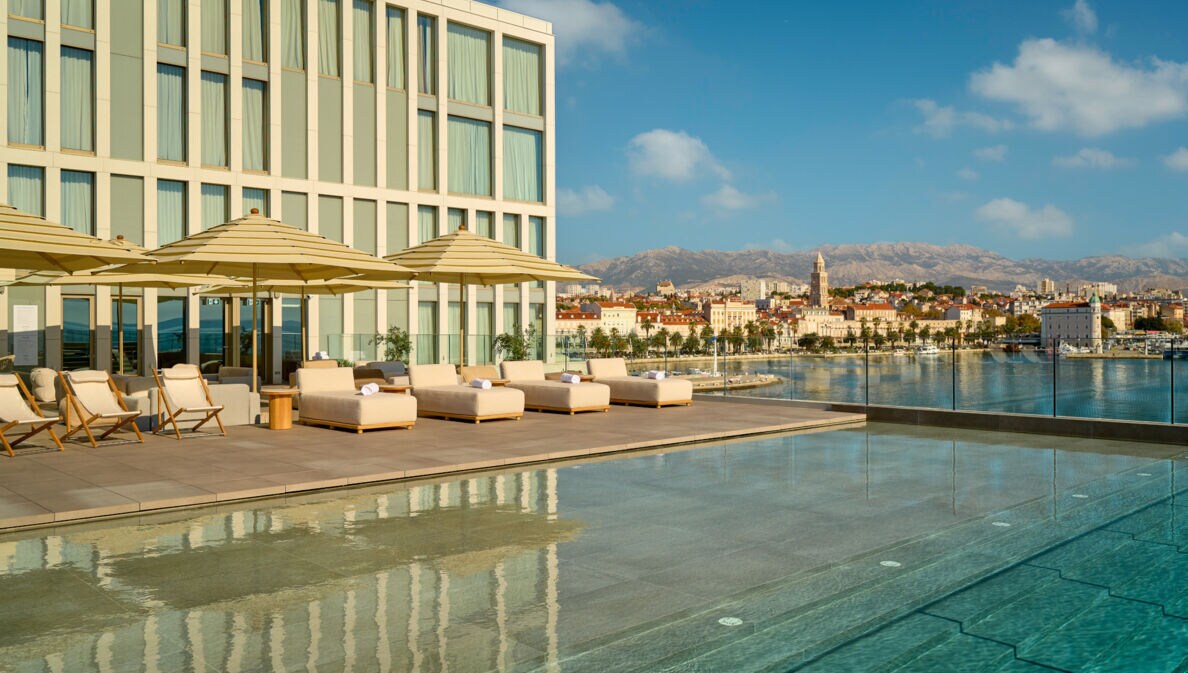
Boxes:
[358,360,409,385]
[408,364,524,423]
[296,367,416,433]
[586,358,693,408]
[108,374,260,428]
[501,360,610,414]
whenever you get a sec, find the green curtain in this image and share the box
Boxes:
[447,116,491,196]
[60,171,94,234]
[60,46,94,151]
[9,0,43,20]
[7,165,44,216]
[243,78,266,171]
[156,64,186,161]
[243,0,266,62]
[447,207,465,233]
[386,6,404,89]
[417,110,435,190]
[475,211,493,238]
[417,205,436,244]
[243,187,268,217]
[417,15,434,94]
[503,302,520,333]
[201,183,228,230]
[503,126,542,202]
[529,216,545,256]
[503,37,541,116]
[157,180,186,244]
[502,213,520,248]
[352,0,372,82]
[281,0,305,68]
[62,0,93,28]
[318,0,340,76]
[201,71,228,166]
[7,38,43,146]
[158,0,185,45]
[447,23,489,105]
[202,0,228,54]
[416,301,437,363]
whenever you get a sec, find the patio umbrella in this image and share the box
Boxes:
[112,209,416,391]
[0,203,152,271]
[384,224,598,365]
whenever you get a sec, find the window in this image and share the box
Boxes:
[243,79,267,171]
[7,164,44,216]
[352,0,373,83]
[62,0,94,29]
[60,46,94,152]
[416,301,437,363]
[157,179,186,244]
[417,110,435,190]
[529,216,545,257]
[447,207,465,233]
[8,0,42,20]
[503,37,541,116]
[416,14,435,95]
[201,71,228,166]
[157,64,186,161]
[244,0,267,62]
[7,38,43,146]
[503,126,542,202]
[243,187,269,216]
[158,0,186,45]
[202,0,228,54]
[157,296,187,368]
[60,171,94,234]
[201,183,229,230]
[502,213,520,248]
[503,302,520,333]
[417,205,436,244]
[447,116,490,196]
[447,23,489,105]
[385,6,404,89]
[281,0,305,68]
[475,211,493,238]
[318,0,340,76]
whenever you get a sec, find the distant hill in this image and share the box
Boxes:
[576,243,1188,294]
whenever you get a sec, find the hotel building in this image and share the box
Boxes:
[1,0,555,382]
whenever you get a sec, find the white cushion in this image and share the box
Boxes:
[508,380,610,410]
[586,358,629,378]
[413,385,524,418]
[301,391,417,426]
[409,364,461,388]
[296,367,356,394]
[501,360,546,381]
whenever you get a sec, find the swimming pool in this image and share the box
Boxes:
[0,423,1181,672]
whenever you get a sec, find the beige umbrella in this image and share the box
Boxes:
[384,224,598,365]
[0,203,152,271]
[112,210,416,391]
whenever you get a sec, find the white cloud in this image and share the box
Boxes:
[701,185,777,211]
[1124,232,1188,259]
[911,99,1013,138]
[557,186,615,216]
[627,129,730,182]
[1164,147,1188,171]
[957,167,980,181]
[743,239,797,253]
[975,198,1075,239]
[974,145,1008,162]
[1063,0,1098,34]
[500,0,643,67]
[1052,147,1133,169]
[970,39,1188,136]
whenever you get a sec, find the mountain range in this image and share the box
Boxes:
[576,243,1188,294]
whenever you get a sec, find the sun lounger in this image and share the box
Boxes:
[501,360,610,414]
[296,367,416,433]
[585,358,693,408]
[59,370,144,446]
[408,364,524,423]
[152,364,226,439]
[0,374,63,456]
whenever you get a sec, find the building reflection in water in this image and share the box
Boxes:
[0,468,576,672]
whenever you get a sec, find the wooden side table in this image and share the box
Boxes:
[259,386,299,430]
[379,384,413,395]
[545,372,595,382]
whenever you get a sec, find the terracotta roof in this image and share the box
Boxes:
[1044,302,1091,309]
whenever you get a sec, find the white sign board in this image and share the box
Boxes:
[12,305,38,366]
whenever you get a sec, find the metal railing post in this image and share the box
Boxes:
[864,337,870,407]
[1172,344,1177,424]
[1052,338,1058,418]
[951,338,957,411]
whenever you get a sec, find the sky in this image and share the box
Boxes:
[497,0,1188,265]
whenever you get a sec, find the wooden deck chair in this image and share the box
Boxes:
[0,374,64,456]
[153,364,226,440]
[59,370,144,447]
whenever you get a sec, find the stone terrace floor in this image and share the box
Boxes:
[0,397,864,531]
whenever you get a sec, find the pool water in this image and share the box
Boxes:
[0,423,1182,673]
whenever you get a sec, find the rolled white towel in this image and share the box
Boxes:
[560,372,581,384]
[359,382,380,396]
[471,378,493,389]
[645,370,666,380]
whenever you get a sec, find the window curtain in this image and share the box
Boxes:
[157,64,186,161]
[201,72,228,166]
[417,205,436,243]
[476,302,494,362]
[417,15,434,95]
[503,302,520,333]
[243,187,268,216]
[417,110,435,190]
[352,0,372,82]
[158,0,186,46]
[157,180,186,244]
[60,171,94,234]
[201,184,229,230]
[503,38,540,115]
[475,211,493,238]
[243,0,266,62]
[447,301,460,363]
[502,213,520,248]
[60,46,94,151]
[503,126,542,202]
[318,0,340,76]
[242,79,266,171]
[529,216,545,257]
[416,301,437,363]
[447,24,489,105]
[281,0,305,68]
[7,165,44,216]
[202,0,228,54]
[386,7,404,89]
[61,0,94,29]
[8,0,43,20]
[447,208,465,233]
[447,116,490,196]
[7,38,43,146]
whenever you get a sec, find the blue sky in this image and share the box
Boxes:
[498,0,1188,265]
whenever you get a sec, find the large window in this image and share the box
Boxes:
[503,126,542,202]
[318,0,340,76]
[157,296,187,368]
[7,37,43,147]
[244,0,267,62]
[417,110,436,190]
[61,46,94,152]
[416,14,435,95]
[243,79,267,171]
[62,0,94,29]
[201,71,228,167]
[447,207,465,233]
[7,164,44,216]
[157,64,186,161]
[417,205,436,244]
[281,0,305,69]
[385,6,404,89]
[243,187,269,216]
[60,171,94,234]
[502,213,520,248]
[158,0,186,46]
[503,37,541,116]
[416,301,437,363]
[447,23,489,106]
[202,0,228,54]
[9,0,43,20]
[447,116,491,196]
[201,183,229,230]
[157,180,186,244]
[529,216,545,257]
[475,210,493,238]
[352,0,373,83]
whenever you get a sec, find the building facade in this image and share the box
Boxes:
[701,299,756,333]
[1,0,555,381]
[809,252,828,308]
[1040,296,1102,347]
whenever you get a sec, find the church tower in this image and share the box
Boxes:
[810,252,829,308]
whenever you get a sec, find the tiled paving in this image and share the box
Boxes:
[0,396,863,530]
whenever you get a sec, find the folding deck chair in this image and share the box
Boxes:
[59,370,144,447]
[153,364,226,439]
[0,373,63,456]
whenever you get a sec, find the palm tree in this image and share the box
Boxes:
[669,331,684,356]
[762,324,777,352]
[639,316,655,351]
[684,330,700,355]
[609,327,622,356]
[576,324,588,356]
[590,327,609,356]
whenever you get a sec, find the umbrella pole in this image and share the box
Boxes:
[251,264,259,393]
[461,276,467,367]
[301,289,308,363]
[117,284,125,375]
